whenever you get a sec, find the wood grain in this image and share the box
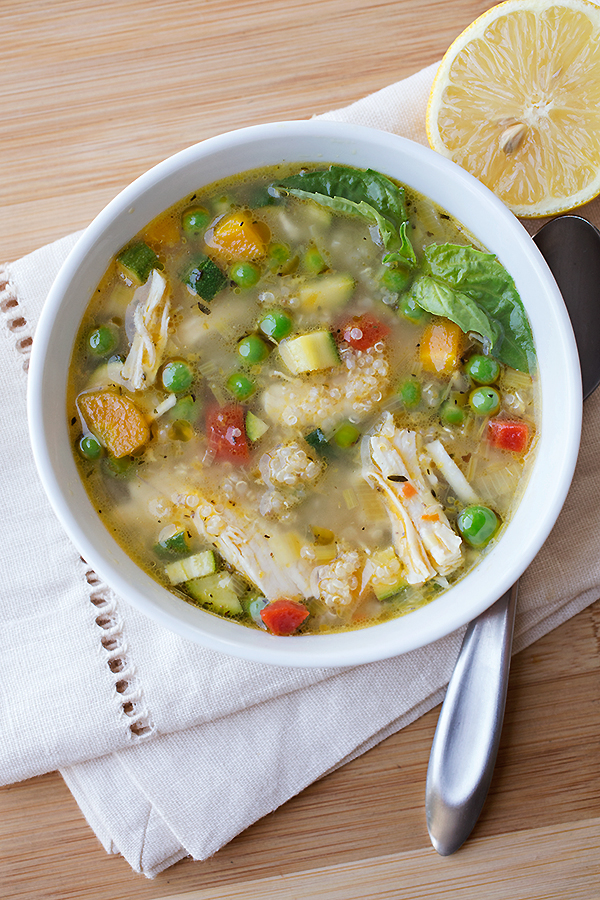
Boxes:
[1,0,599,897]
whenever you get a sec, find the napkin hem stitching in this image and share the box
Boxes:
[0,266,32,373]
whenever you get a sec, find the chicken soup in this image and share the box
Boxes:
[68,164,538,636]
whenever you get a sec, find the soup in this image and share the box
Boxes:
[68,163,538,636]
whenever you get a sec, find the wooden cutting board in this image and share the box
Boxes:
[1,1,599,897]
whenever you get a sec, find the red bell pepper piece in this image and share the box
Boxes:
[260,598,309,635]
[488,419,529,454]
[341,314,390,351]
[206,403,250,462]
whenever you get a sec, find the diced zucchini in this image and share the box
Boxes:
[184,571,243,615]
[165,550,216,585]
[245,410,269,442]
[279,330,340,374]
[181,254,227,301]
[117,242,160,285]
[298,273,354,311]
[154,527,190,559]
[369,547,406,601]
[305,428,330,454]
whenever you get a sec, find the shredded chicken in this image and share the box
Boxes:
[193,493,314,601]
[121,269,170,390]
[262,344,389,432]
[362,413,462,584]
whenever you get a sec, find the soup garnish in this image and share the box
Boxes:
[68,163,538,636]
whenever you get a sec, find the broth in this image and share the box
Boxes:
[67,163,538,636]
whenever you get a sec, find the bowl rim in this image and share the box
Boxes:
[27,119,583,667]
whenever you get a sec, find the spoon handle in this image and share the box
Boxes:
[425,581,518,856]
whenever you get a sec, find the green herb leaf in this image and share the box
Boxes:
[274,166,409,250]
[410,244,536,373]
[382,221,418,269]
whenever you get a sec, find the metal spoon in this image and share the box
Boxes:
[426,215,600,856]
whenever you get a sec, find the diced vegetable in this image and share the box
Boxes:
[341,314,390,350]
[488,419,529,453]
[117,242,160,285]
[237,333,270,364]
[207,211,269,260]
[78,390,150,458]
[206,404,250,462]
[245,411,269,442]
[305,428,330,454]
[260,598,309,635]
[160,359,194,393]
[181,254,227,301]
[167,395,199,422]
[165,550,216,584]
[457,505,499,548]
[144,213,180,246]
[155,528,191,559]
[469,386,501,416]
[303,245,327,274]
[279,330,340,374]
[419,320,462,375]
[184,571,243,615]
[299,273,355,311]
[369,547,406,600]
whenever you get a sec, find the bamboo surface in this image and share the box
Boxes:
[1,1,599,898]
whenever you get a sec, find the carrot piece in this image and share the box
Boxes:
[260,598,309,636]
[402,482,418,499]
[419,321,462,375]
[78,391,150,458]
[421,513,440,522]
[206,212,269,260]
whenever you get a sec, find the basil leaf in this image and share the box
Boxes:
[412,244,536,373]
[410,276,499,344]
[274,166,409,250]
[382,222,418,269]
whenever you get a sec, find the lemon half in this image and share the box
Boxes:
[426,0,600,216]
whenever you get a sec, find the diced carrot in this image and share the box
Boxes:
[402,482,418,499]
[78,391,150,458]
[421,513,440,522]
[144,213,181,247]
[260,598,309,636]
[419,320,462,375]
[206,212,270,260]
[488,419,530,454]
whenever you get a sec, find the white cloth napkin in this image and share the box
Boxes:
[2,61,600,877]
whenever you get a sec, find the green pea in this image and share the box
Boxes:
[258,309,293,342]
[88,325,117,357]
[161,360,194,393]
[226,372,256,400]
[168,395,199,422]
[465,354,501,385]
[78,435,103,460]
[105,455,136,478]
[381,266,412,294]
[230,261,261,288]
[333,422,361,448]
[303,245,327,274]
[397,294,429,324]
[237,334,270,365]
[182,206,211,235]
[398,378,421,409]
[268,242,291,265]
[469,386,501,416]
[440,397,466,426]
[457,505,500,548]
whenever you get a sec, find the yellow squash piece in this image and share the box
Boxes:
[426,0,600,216]
[206,211,269,259]
[419,321,462,375]
[78,390,150,458]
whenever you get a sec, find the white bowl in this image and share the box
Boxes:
[28,120,582,668]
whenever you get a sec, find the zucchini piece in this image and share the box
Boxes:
[154,528,190,559]
[369,548,406,601]
[181,254,227,301]
[304,427,330,454]
[165,550,216,585]
[117,242,160,285]
[279,330,340,374]
[298,273,354,311]
[245,411,269,442]
[184,572,243,615]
